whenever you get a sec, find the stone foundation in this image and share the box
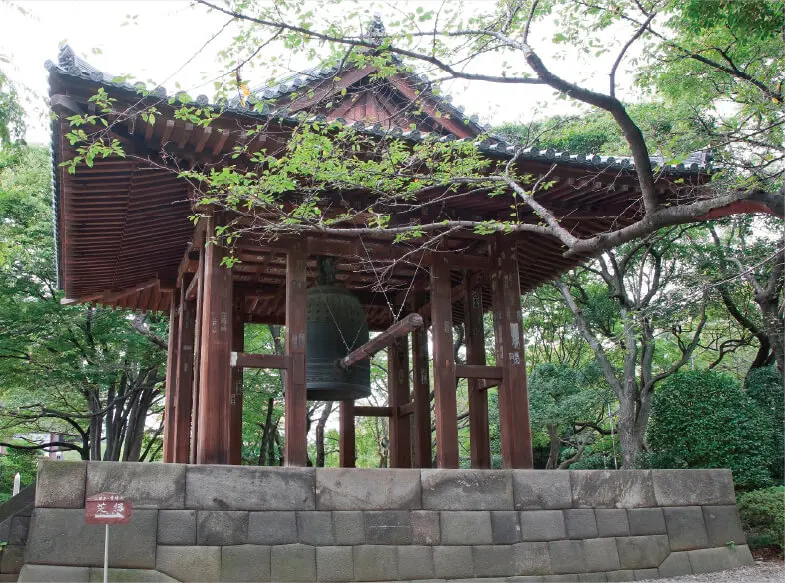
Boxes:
[21,462,754,582]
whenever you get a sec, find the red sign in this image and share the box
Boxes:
[85,492,132,525]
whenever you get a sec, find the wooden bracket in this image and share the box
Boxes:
[340,313,423,369]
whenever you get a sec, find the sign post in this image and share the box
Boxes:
[85,493,132,583]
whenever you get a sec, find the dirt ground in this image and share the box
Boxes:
[640,561,785,583]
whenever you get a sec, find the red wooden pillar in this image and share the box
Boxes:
[411,295,431,468]
[430,253,459,468]
[339,400,356,468]
[173,277,196,463]
[285,242,308,466]
[196,216,234,465]
[189,248,205,464]
[163,293,181,463]
[464,272,491,469]
[388,335,412,468]
[229,289,245,465]
[491,235,533,469]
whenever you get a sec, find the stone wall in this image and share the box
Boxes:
[20,462,754,582]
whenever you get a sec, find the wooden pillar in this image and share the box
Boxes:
[196,216,234,465]
[411,297,432,468]
[285,242,308,466]
[491,235,533,469]
[189,248,205,464]
[163,293,181,463]
[339,400,356,468]
[464,272,491,469]
[388,336,412,468]
[430,253,459,468]
[173,278,196,463]
[229,289,245,465]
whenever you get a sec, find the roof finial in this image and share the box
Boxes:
[364,13,386,46]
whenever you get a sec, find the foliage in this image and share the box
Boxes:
[738,486,785,551]
[746,365,785,483]
[0,67,24,162]
[0,448,36,504]
[647,370,774,489]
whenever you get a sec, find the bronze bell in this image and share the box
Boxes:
[305,257,371,401]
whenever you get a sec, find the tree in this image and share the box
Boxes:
[647,369,775,490]
[0,146,167,461]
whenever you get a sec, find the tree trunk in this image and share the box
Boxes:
[315,401,334,467]
[545,423,560,469]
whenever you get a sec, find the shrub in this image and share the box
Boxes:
[746,366,784,483]
[647,370,774,489]
[0,448,38,503]
[738,486,784,551]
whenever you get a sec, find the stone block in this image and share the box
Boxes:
[316,546,353,582]
[248,510,297,544]
[18,564,90,582]
[508,577,545,582]
[353,545,398,582]
[158,510,196,545]
[0,518,8,542]
[9,515,29,545]
[397,545,434,580]
[156,545,221,582]
[570,471,655,509]
[543,576,579,582]
[35,461,86,508]
[0,545,24,574]
[298,511,336,545]
[549,540,584,575]
[702,505,746,547]
[87,568,179,582]
[663,506,708,551]
[25,508,156,569]
[581,538,620,572]
[513,471,572,510]
[564,509,598,539]
[512,542,550,576]
[687,544,753,574]
[633,568,659,580]
[616,535,670,569]
[440,511,492,545]
[86,462,185,509]
[578,574,607,582]
[197,510,248,545]
[474,545,514,577]
[186,465,314,510]
[519,510,566,541]
[332,511,365,545]
[364,510,411,545]
[315,468,420,510]
[433,546,474,579]
[657,551,692,578]
[595,509,629,537]
[421,469,513,510]
[605,570,635,582]
[411,510,440,545]
[271,544,316,582]
[652,469,735,507]
[491,510,521,544]
[727,544,754,568]
[628,508,666,536]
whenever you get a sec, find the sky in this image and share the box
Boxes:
[1,0,647,145]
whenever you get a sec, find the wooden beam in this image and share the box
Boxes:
[196,216,234,464]
[410,294,432,468]
[284,242,308,466]
[229,289,244,466]
[340,313,423,369]
[184,270,200,301]
[162,293,181,463]
[388,335,412,468]
[464,272,491,469]
[491,235,533,469]
[354,406,394,417]
[398,401,416,417]
[232,353,290,370]
[173,279,196,463]
[189,247,206,464]
[455,364,504,379]
[339,400,356,468]
[430,253,459,468]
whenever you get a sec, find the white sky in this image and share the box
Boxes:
[1,0,646,145]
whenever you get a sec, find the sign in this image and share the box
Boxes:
[85,492,132,525]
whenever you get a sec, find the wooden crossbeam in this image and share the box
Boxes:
[340,313,423,369]
[231,352,290,370]
[455,364,504,379]
[354,406,394,417]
